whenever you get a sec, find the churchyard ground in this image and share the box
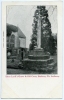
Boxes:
[7,54,57,74]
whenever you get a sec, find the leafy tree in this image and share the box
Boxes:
[29,6,56,55]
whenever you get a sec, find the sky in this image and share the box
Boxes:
[7,5,57,48]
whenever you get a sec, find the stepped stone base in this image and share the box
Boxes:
[22,48,56,72]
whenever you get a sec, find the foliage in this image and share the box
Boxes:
[29,6,57,55]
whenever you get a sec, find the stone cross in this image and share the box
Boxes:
[37,10,41,49]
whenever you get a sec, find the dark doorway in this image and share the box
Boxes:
[21,48,23,60]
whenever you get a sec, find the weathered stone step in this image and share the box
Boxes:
[47,58,54,64]
[22,56,55,71]
[28,55,50,59]
[29,49,44,56]
[48,62,56,66]
[47,62,57,71]
[22,59,47,68]
[31,62,56,72]
[22,58,54,69]
[29,49,50,56]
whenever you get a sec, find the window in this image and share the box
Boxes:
[12,49,17,56]
[7,37,10,42]
[10,34,15,43]
[7,43,10,47]
[10,43,14,48]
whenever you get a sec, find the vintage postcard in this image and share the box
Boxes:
[1,1,62,99]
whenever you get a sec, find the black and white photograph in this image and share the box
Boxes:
[6,5,57,74]
[1,1,62,98]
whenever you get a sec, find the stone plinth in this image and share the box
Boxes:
[22,48,56,72]
[29,48,50,56]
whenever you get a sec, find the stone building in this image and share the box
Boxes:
[7,23,26,60]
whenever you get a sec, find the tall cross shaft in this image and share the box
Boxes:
[37,11,41,49]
